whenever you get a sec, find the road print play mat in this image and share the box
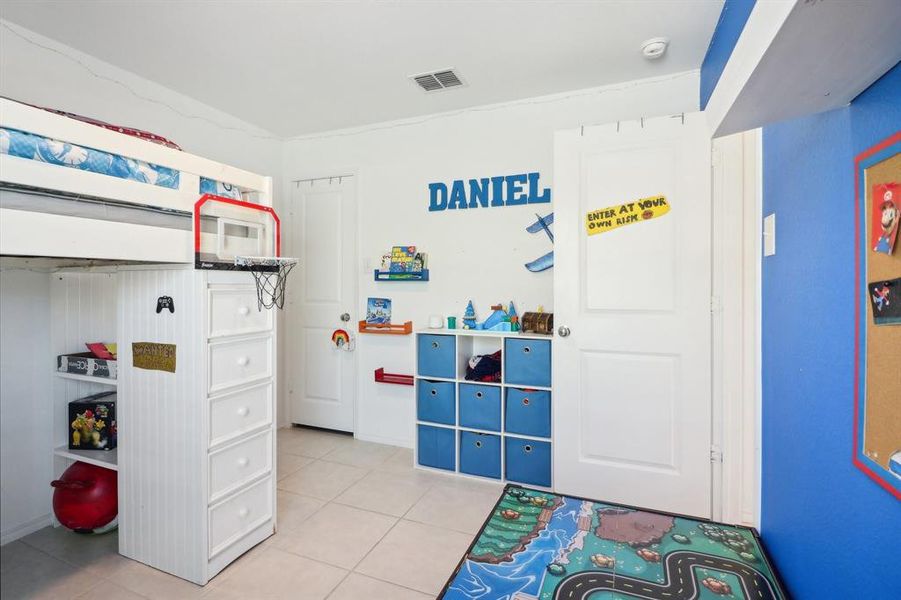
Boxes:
[439,485,787,600]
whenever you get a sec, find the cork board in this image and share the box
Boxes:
[855,132,901,499]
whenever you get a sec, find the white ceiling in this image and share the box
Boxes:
[0,1,723,137]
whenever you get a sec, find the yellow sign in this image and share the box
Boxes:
[132,342,176,373]
[585,195,670,236]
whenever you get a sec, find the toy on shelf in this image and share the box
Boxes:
[358,320,413,335]
[460,300,519,332]
[374,368,414,386]
[521,309,554,334]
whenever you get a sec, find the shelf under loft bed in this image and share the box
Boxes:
[55,372,118,386]
[53,446,118,471]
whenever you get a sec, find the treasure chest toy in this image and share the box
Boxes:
[68,392,117,451]
[521,312,554,335]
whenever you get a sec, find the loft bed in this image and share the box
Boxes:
[0,97,273,263]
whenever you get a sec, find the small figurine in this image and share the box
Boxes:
[462,300,477,329]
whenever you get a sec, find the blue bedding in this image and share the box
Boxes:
[0,127,242,200]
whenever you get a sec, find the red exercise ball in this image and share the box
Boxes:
[51,461,117,533]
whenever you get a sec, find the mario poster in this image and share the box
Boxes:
[868,278,901,325]
[872,182,900,254]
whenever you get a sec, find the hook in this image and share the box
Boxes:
[580,125,584,137]
[640,117,644,129]
[681,112,685,125]
[616,121,621,133]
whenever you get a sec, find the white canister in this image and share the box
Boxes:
[428,315,444,329]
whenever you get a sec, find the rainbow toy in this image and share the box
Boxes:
[331,329,350,349]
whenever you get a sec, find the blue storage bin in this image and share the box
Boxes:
[459,431,501,479]
[505,388,551,438]
[417,425,455,471]
[418,334,456,379]
[504,338,551,387]
[459,383,501,431]
[505,437,551,487]
[417,380,456,425]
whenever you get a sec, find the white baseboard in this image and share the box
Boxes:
[354,431,412,449]
[1,513,52,546]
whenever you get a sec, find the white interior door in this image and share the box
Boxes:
[553,113,712,518]
[287,177,356,432]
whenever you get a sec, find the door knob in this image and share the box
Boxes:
[558,326,571,337]
[340,313,350,322]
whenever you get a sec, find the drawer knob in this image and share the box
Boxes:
[522,398,530,406]
[238,306,250,316]
[237,457,249,468]
[523,346,531,354]
[524,444,533,453]
[238,507,250,518]
[237,407,250,417]
[430,389,437,396]
[475,440,482,448]
[475,391,483,399]
[431,341,440,349]
[236,356,249,367]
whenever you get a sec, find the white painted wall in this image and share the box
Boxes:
[0,268,52,544]
[0,21,284,543]
[282,71,700,447]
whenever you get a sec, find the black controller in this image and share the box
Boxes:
[156,296,175,314]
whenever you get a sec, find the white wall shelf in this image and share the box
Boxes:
[53,445,118,471]
[55,372,118,386]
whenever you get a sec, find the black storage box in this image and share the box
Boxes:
[69,392,117,451]
[57,352,117,380]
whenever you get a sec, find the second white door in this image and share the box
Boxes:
[287,177,356,432]
[553,113,713,518]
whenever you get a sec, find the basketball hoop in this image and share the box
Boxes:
[234,256,298,310]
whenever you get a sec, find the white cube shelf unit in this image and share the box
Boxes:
[414,329,553,488]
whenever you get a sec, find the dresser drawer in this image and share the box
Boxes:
[209,476,273,558]
[417,334,456,379]
[209,335,272,394]
[210,383,273,448]
[209,431,272,502]
[209,287,272,338]
[504,338,551,387]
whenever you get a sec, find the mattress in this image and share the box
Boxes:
[0,127,242,199]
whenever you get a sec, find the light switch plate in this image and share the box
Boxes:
[763,213,776,256]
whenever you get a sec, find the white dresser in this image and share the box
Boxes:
[117,266,276,584]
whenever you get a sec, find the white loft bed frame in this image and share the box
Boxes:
[0,98,273,263]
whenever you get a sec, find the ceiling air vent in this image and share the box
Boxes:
[410,69,465,92]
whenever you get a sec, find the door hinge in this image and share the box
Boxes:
[710,295,722,314]
[710,446,723,463]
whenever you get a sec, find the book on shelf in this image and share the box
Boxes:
[366,297,392,324]
[389,246,416,273]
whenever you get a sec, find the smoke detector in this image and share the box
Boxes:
[641,38,669,60]
[409,69,466,92]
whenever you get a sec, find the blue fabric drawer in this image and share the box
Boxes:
[505,437,551,487]
[504,338,551,387]
[417,380,456,425]
[417,425,455,471]
[505,388,551,438]
[417,334,456,379]
[459,383,501,431]
[459,431,501,479]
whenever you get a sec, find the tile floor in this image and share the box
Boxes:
[1,426,505,599]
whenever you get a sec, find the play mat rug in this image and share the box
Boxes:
[439,485,787,600]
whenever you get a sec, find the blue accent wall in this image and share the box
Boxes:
[700,0,756,109]
[762,64,901,598]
